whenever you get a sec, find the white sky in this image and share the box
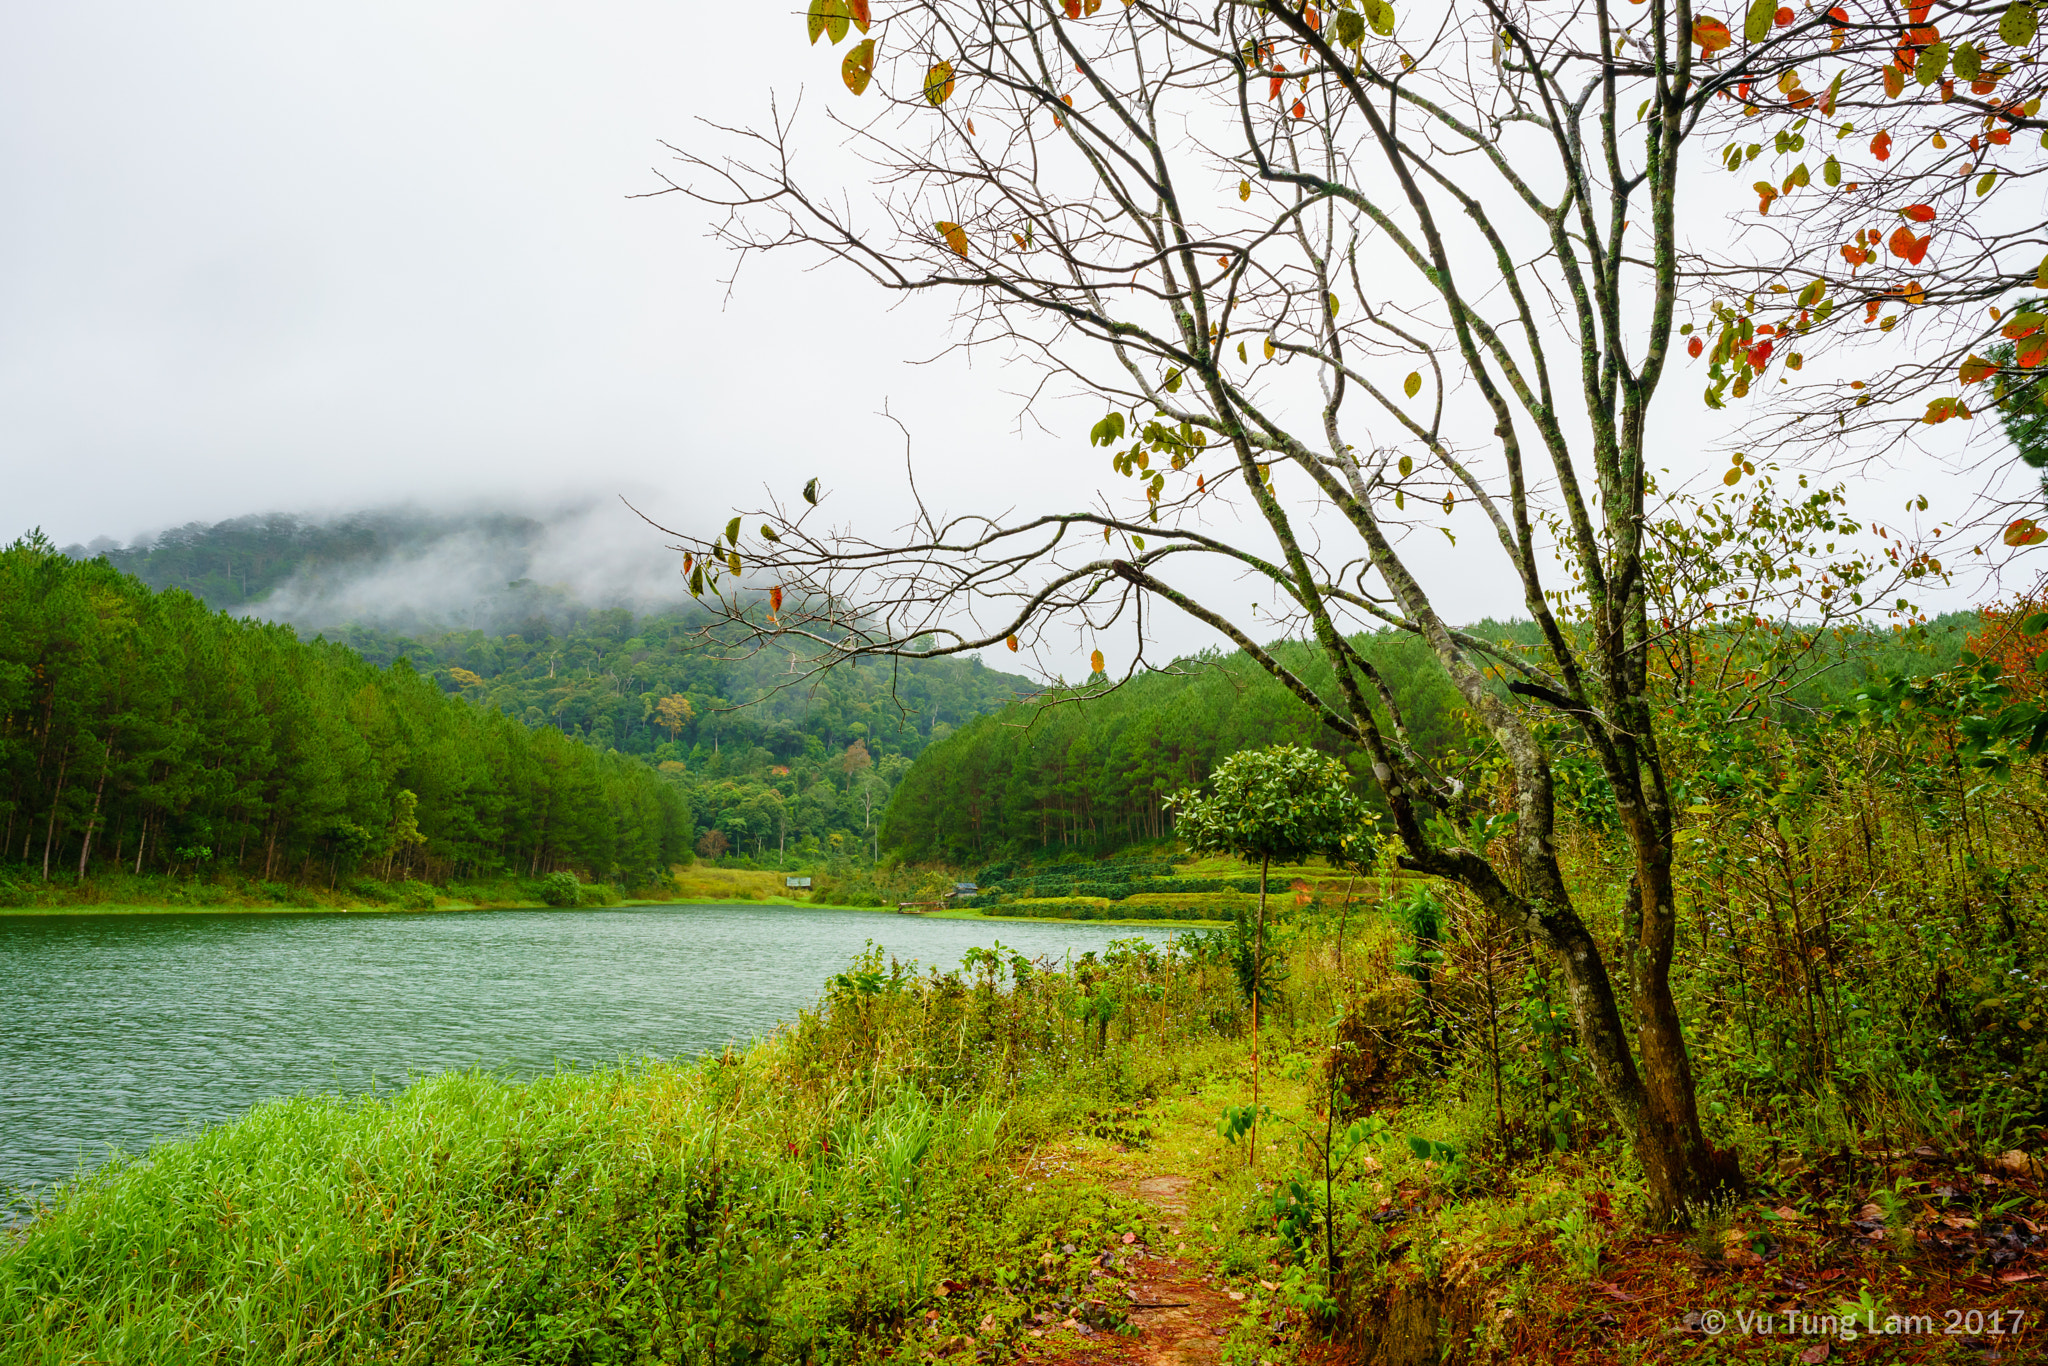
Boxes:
[1,1,2019,673]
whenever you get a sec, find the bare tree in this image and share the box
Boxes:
[645,0,1767,1216]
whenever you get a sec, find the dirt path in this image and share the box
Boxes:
[1018,1169,1254,1366]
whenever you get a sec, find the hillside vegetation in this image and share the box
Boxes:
[1,534,692,901]
[884,616,1977,864]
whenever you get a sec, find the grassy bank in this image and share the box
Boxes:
[0,865,921,917]
[6,892,2047,1363]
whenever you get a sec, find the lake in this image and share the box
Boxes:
[0,904,1183,1211]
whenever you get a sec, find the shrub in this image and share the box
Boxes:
[540,872,581,908]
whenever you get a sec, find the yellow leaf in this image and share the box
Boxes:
[1239,178,1251,201]
[1263,337,1276,359]
[1404,371,1422,398]
[1006,634,1019,651]
[936,221,969,257]
[1090,649,1105,674]
[925,61,956,106]
[841,38,876,95]
[1960,354,1996,384]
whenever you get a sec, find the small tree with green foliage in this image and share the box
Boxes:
[1169,745,1364,1162]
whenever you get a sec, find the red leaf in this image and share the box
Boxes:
[1269,76,1284,100]
[1907,233,1931,265]
[1305,7,1321,31]
[1908,0,1931,21]
[1291,99,1307,118]
[769,585,783,614]
[1826,5,1848,18]
[1062,0,1081,17]
[1197,474,1206,492]
[1901,203,1936,222]
[1871,130,1893,160]
[1865,299,1882,322]
[1991,128,2012,145]
[1688,336,1705,358]
[1775,6,1794,25]
[1748,339,1774,368]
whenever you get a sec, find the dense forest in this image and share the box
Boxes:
[884,615,1980,862]
[1,533,692,894]
[53,510,1034,869]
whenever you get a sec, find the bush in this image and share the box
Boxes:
[540,872,581,908]
[395,882,436,911]
[575,882,622,907]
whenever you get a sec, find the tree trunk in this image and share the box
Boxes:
[40,748,70,883]
[1624,855,1736,1218]
[75,734,114,880]
[1251,853,1266,1167]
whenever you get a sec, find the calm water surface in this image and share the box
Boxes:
[0,904,1179,1205]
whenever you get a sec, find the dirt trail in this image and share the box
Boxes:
[1019,1171,1251,1366]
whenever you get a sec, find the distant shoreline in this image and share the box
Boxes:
[0,899,1225,928]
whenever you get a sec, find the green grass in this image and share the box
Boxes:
[0,940,1235,1365]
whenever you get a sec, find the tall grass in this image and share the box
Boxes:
[1,938,1247,1365]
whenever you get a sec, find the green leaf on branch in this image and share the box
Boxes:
[1745,0,1776,44]
[2002,1,2038,47]
[725,517,743,546]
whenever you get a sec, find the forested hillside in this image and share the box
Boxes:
[335,612,1029,861]
[883,616,1978,862]
[56,510,1035,865]
[1,533,690,894]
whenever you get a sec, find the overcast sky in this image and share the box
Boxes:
[2,2,2008,665]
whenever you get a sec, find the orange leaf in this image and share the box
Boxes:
[848,0,871,31]
[2021,338,2048,368]
[1959,354,1996,384]
[1197,474,1206,492]
[1900,203,1936,222]
[1090,649,1105,674]
[1871,130,1893,160]
[2005,519,2043,547]
[770,585,784,614]
[1269,76,1284,100]
[936,221,969,257]
[1062,0,1081,16]
[1306,6,1321,30]
[1689,336,1705,358]
[1694,16,1733,53]
[1006,634,1019,651]
[1883,64,1905,97]
[1774,5,1793,24]
[1291,99,1307,118]
[1865,299,1882,322]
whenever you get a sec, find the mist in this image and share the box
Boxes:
[62,500,704,637]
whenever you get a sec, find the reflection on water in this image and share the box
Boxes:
[0,904,1178,1203]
